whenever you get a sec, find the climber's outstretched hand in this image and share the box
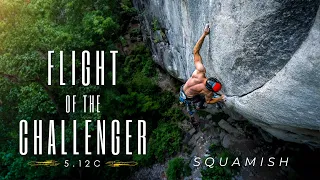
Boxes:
[204,23,210,35]
[220,94,227,102]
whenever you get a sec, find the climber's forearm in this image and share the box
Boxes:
[206,97,223,104]
[193,33,207,55]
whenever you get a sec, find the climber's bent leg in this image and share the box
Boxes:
[196,95,206,110]
[186,100,195,116]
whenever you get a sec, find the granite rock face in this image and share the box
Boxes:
[133,0,320,146]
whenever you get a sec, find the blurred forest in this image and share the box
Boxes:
[0,0,185,179]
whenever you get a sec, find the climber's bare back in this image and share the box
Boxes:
[183,70,212,98]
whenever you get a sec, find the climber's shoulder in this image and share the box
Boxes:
[194,61,206,73]
[192,69,206,79]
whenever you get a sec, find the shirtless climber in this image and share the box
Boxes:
[179,24,226,125]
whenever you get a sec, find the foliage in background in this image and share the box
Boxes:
[166,157,191,180]
[0,0,184,179]
[133,122,182,166]
[201,144,239,180]
[149,123,182,162]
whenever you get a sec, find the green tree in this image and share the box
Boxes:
[166,157,191,180]
[0,0,183,179]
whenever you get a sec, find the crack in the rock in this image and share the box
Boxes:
[225,80,269,98]
[238,83,266,97]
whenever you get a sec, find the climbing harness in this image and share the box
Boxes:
[179,85,197,116]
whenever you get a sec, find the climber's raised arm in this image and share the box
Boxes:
[193,24,210,73]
